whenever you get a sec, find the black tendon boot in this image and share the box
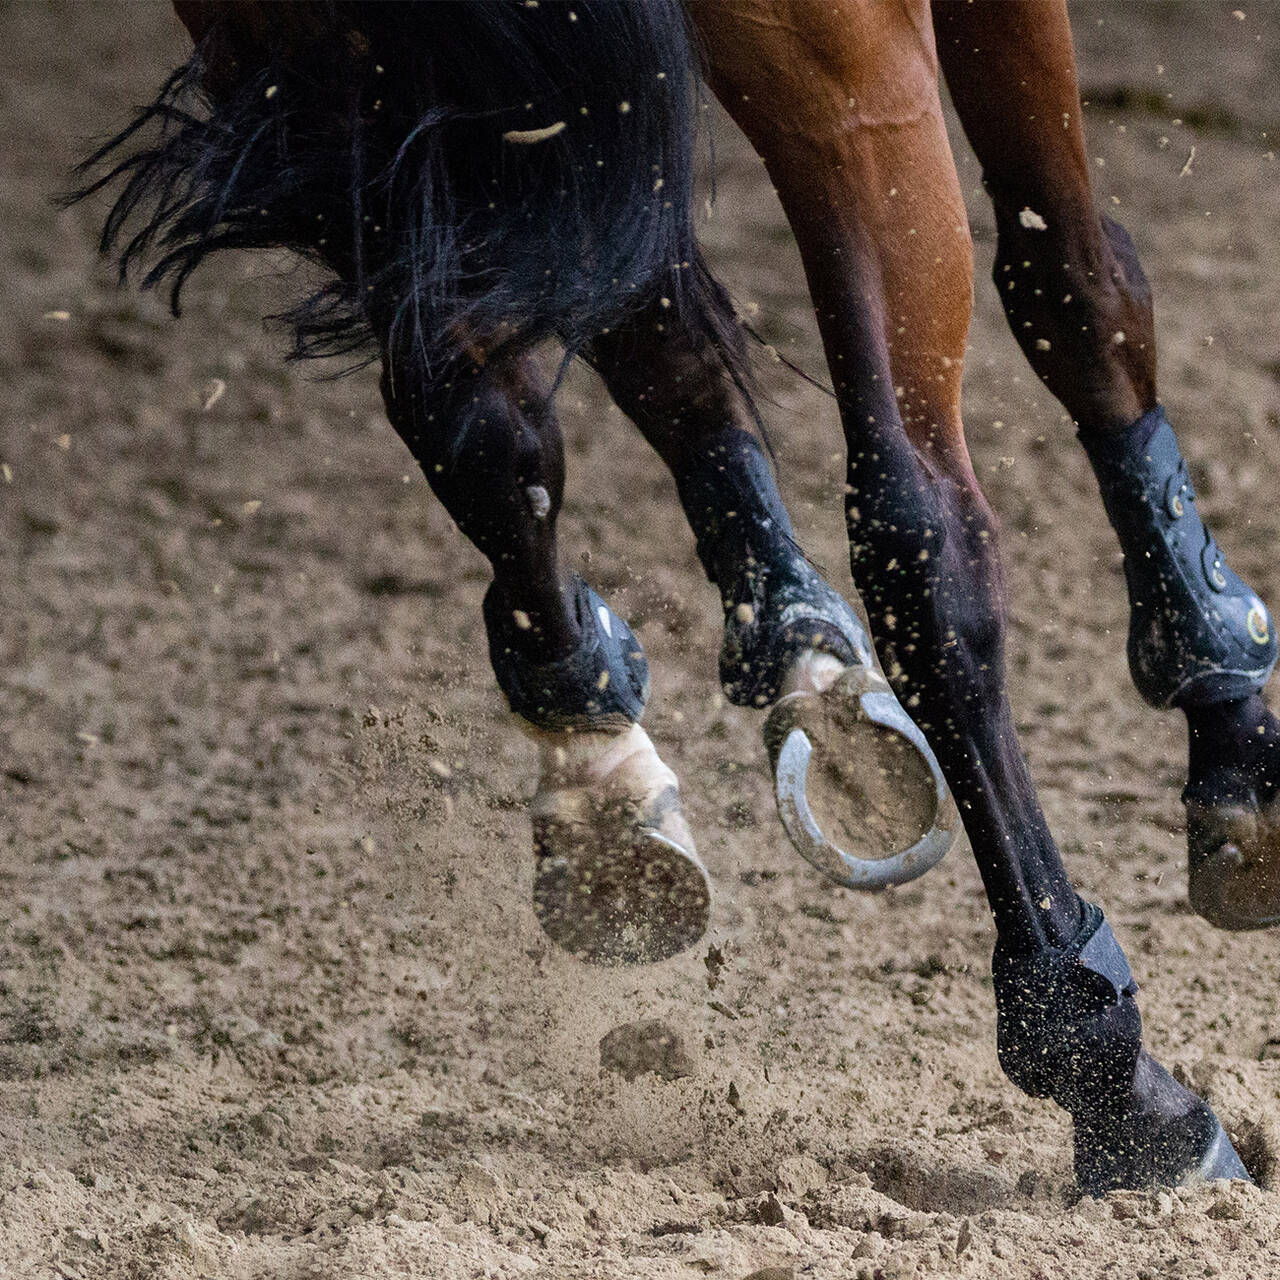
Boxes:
[484,575,650,730]
[1079,405,1276,710]
[993,904,1250,1194]
[672,429,872,706]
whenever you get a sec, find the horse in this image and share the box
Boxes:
[68,0,1280,1196]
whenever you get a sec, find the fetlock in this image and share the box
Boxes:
[718,549,871,708]
[1079,405,1277,709]
[484,575,648,730]
[1185,695,1280,810]
[670,427,872,708]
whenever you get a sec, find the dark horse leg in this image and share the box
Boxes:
[126,0,732,966]
[376,350,710,965]
[689,0,1249,1191]
[589,306,958,887]
[89,0,943,958]
[935,0,1280,931]
[591,311,871,709]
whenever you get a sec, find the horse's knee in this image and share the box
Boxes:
[993,204,1150,328]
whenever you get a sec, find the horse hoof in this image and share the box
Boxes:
[1195,1119,1253,1184]
[530,728,710,965]
[1187,795,1280,930]
[1074,1052,1253,1195]
[764,666,958,890]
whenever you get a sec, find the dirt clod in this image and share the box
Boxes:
[599,1019,696,1081]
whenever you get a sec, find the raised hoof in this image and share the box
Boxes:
[1074,1053,1253,1195]
[764,665,958,890]
[530,730,710,965]
[1187,794,1280,930]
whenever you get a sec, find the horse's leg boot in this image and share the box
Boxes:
[1081,406,1279,927]
[484,574,652,732]
[1079,406,1275,710]
[486,575,708,964]
[994,903,1251,1194]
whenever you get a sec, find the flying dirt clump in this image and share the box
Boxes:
[598,1018,697,1081]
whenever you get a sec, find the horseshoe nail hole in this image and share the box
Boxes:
[801,715,936,862]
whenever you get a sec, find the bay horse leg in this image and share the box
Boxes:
[689,0,1249,1191]
[935,0,1280,930]
[589,307,958,887]
[377,351,709,965]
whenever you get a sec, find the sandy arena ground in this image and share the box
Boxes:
[5,3,1280,1277]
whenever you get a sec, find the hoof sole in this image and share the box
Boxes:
[533,823,711,966]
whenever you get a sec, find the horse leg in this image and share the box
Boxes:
[690,0,1249,1190]
[589,306,958,887]
[591,310,869,706]
[935,0,1280,930]
[377,352,709,965]
[83,1,745,965]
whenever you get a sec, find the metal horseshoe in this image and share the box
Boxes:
[771,682,958,891]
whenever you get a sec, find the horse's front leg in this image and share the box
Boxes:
[936,0,1280,931]
[692,0,1251,1190]
[378,353,708,965]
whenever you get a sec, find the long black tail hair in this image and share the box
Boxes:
[67,0,749,421]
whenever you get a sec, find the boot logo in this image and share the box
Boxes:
[1247,602,1270,646]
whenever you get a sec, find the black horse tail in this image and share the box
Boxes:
[66,0,749,417]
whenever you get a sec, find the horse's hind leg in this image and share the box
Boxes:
[935,0,1280,930]
[139,0,740,964]
[591,312,869,708]
[691,0,1249,1191]
[589,307,958,887]
[378,352,709,965]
